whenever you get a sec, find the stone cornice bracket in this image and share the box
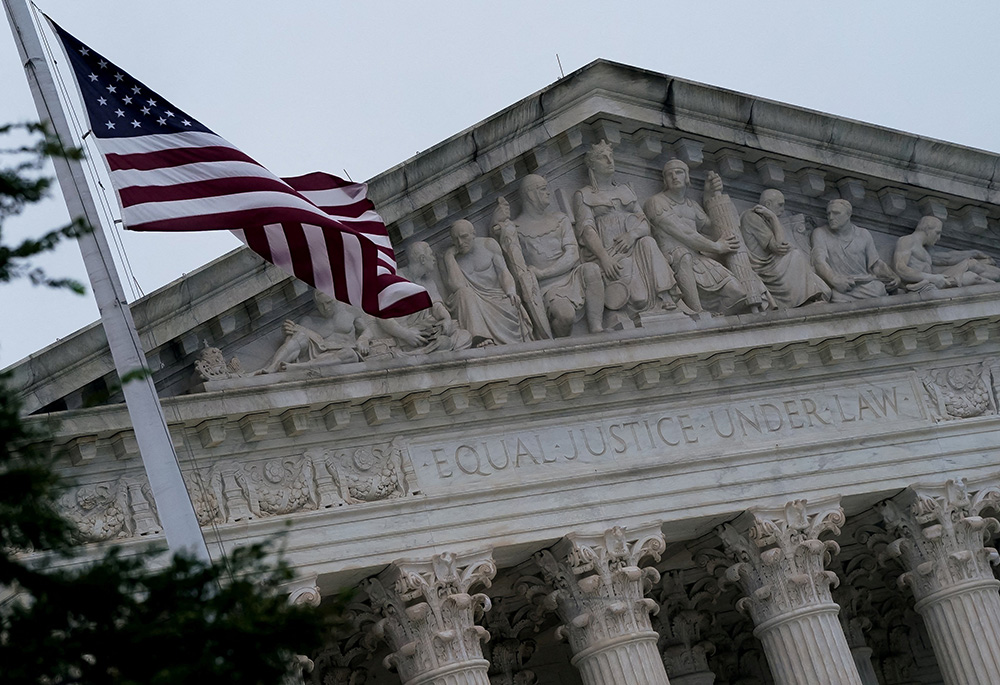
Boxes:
[716,498,845,627]
[361,550,497,685]
[284,574,322,607]
[879,479,1000,600]
[516,523,669,684]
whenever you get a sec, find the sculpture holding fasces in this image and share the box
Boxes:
[254,291,373,374]
[372,241,473,355]
[492,174,606,337]
[893,216,1000,292]
[643,159,754,315]
[572,140,681,316]
[442,219,532,347]
[810,199,900,301]
[739,189,830,309]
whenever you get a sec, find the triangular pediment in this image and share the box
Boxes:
[10,59,1000,416]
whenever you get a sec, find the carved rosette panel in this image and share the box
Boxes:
[879,479,1000,600]
[320,437,410,505]
[362,551,496,685]
[653,573,717,678]
[715,499,846,627]
[921,361,997,421]
[57,476,161,543]
[518,524,665,656]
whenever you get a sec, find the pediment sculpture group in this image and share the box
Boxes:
[254,141,1000,374]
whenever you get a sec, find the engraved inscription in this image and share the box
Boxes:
[411,383,922,485]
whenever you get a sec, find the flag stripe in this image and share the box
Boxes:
[106,145,259,171]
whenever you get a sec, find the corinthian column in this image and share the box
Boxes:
[879,479,1000,685]
[362,551,497,685]
[713,498,862,685]
[517,523,669,685]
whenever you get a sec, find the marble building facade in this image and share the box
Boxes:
[9,60,1000,684]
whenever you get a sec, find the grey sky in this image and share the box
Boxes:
[3,0,999,366]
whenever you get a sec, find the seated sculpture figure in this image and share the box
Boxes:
[255,291,372,374]
[572,140,679,315]
[442,219,532,346]
[811,199,899,301]
[375,241,473,354]
[739,189,830,308]
[643,160,749,315]
[893,216,1000,291]
[492,174,606,337]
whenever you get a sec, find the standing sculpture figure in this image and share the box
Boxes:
[572,140,680,316]
[442,219,532,347]
[811,199,899,301]
[255,291,373,374]
[492,175,606,337]
[643,159,750,315]
[739,189,830,308]
[893,216,1000,291]
[375,241,472,354]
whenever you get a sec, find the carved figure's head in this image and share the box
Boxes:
[450,219,476,255]
[915,215,943,245]
[826,199,852,231]
[407,241,436,277]
[314,290,343,317]
[760,189,785,217]
[519,174,551,212]
[662,159,690,191]
[584,140,615,177]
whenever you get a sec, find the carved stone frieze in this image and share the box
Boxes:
[319,438,410,505]
[194,344,244,382]
[921,360,997,421]
[57,476,161,543]
[361,550,497,685]
[54,439,417,542]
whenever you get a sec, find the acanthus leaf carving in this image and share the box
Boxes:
[713,498,845,626]
[878,479,1000,599]
[518,523,665,655]
[361,550,496,684]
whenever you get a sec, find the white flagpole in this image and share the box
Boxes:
[3,0,211,563]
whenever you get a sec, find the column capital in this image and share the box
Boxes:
[481,597,543,685]
[879,478,1000,600]
[362,550,496,685]
[654,572,718,679]
[311,634,376,685]
[518,523,665,654]
[517,523,670,684]
[715,498,845,627]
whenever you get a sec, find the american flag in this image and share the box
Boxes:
[49,19,430,318]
